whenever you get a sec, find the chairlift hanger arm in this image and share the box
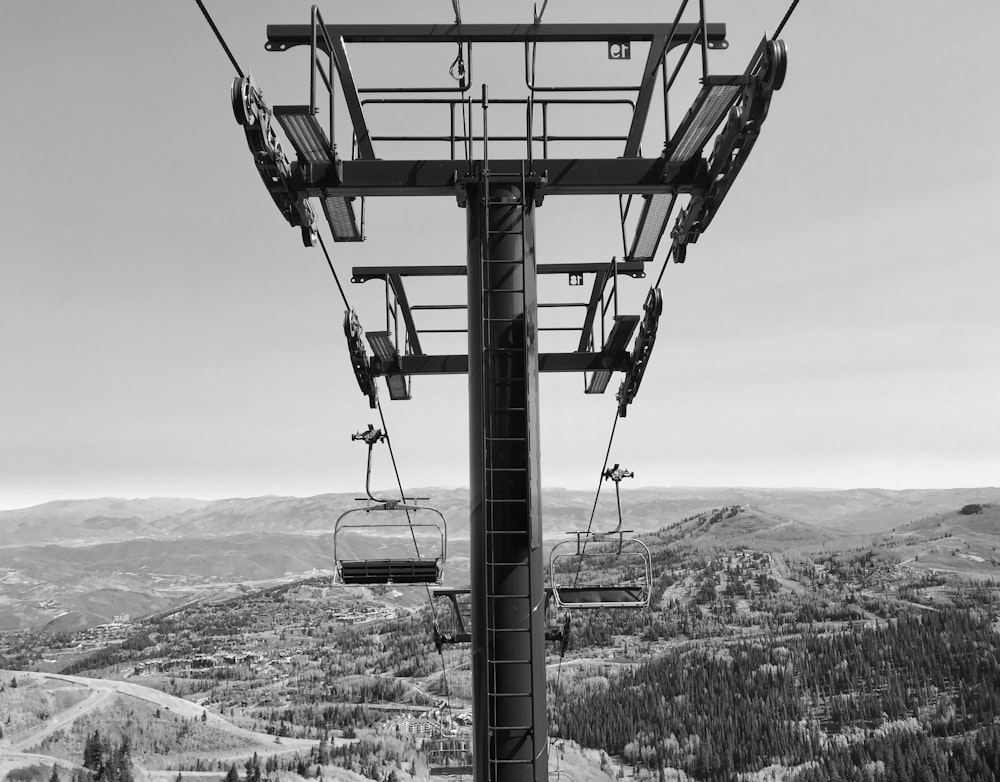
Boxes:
[603,464,634,535]
[354,424,390,503]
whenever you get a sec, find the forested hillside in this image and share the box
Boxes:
[551,609,1000,780]
[2,506,1000,781]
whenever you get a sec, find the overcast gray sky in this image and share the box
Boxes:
[1,1,997,510]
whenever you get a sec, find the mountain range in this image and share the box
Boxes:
[1,487,998,631]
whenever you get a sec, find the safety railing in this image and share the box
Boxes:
[309,6,337,153]
[359,96,635,162]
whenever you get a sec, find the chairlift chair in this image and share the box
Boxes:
[425,734,474,777]
[425,705,474,777]
[334,425,447,586]
[549,768,577,782]
[549,464,652,609]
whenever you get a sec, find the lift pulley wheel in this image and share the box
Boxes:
[231,76,257,127]
[763,39,787,91]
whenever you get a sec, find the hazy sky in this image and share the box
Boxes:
[1,1,998,510]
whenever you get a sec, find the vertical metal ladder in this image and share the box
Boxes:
[479,84,541,781]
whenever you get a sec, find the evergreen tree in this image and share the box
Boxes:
[83,731,103,772]
[245,752,261,782]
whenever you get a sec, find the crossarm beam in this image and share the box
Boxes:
[352,260,645,283]
[391,351,633,376]
[267,23,725,47]
[297,158,708,197]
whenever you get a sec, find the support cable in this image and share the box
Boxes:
[375,398,453,712]
[583,409,621,537]
[569,407,621,590]
[652,238,675,290]
[315,226,455,719]
[555,404,621,713]
[193,0,245,78]
[316,233,351,309]
[773,0,802,38]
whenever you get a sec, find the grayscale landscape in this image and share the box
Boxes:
[2,489,999,780]
[3,0,998,780]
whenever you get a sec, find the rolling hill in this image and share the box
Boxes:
[664,504,841,550]
[3,488,999,630]
[0,669,319,779]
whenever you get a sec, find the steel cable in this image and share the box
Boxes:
[774,0,802,38]
[315,226,455,723]
[193,0,245,78]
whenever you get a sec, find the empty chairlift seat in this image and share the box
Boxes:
[334,424,447,586]
[550,463,651,608]
[425,723,473,777]
[426,737,474,777]
[333,500,447,586]
[549,530,652,609]
[339,557,441,585]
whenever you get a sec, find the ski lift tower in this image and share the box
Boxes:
[233,6,788,782]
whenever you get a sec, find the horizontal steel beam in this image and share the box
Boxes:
[393,351,632,375]
[296,158,706,198]
[352,260,646,282]
[267,23,726,47]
